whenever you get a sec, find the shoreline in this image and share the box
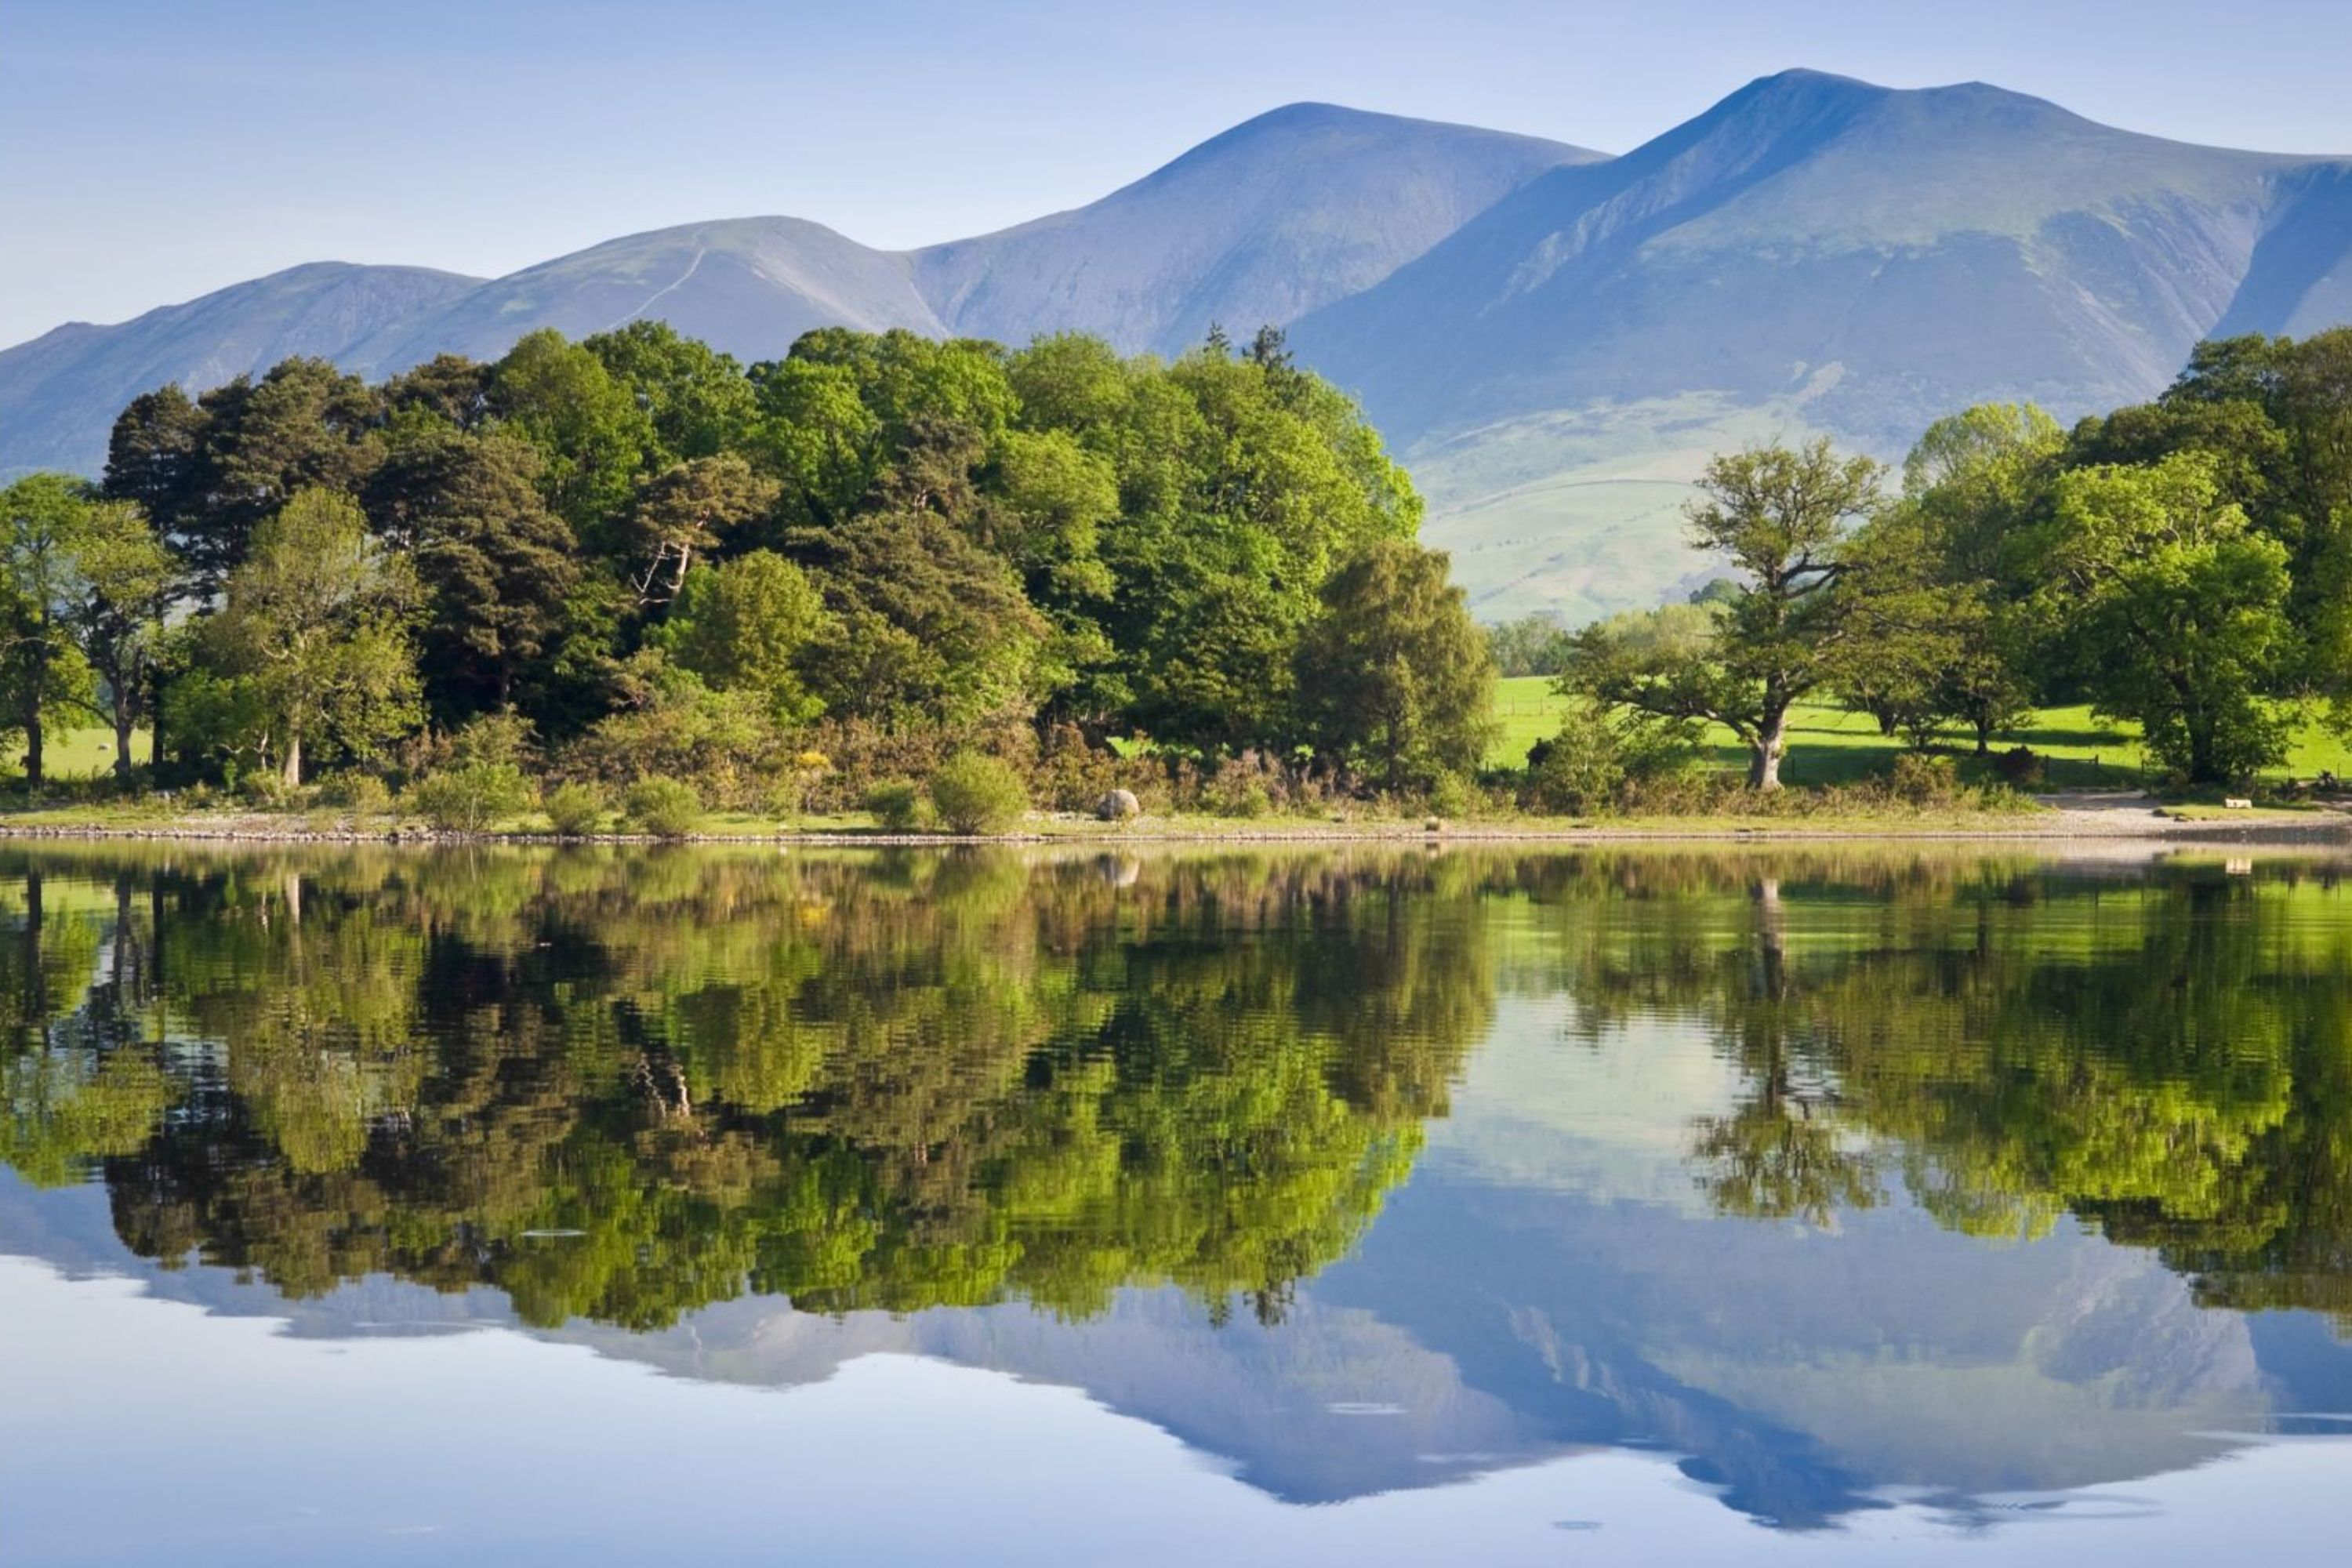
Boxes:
[1,801,2346,850]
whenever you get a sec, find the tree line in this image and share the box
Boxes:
[1552,327,2352,793]
[0,321,1495,811]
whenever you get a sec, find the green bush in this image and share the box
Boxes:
[234,770,295,810]
[864,779,929,832]
[1882,752,1962,808]
[318,772,393,815]
[1525,699,1698,816]
[543,781,608,836]
[407,761,534,833]
[621,775,703,837]
[928,752,1029,833]
[1427,771,1476,819]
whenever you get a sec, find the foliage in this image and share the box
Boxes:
[199,489,421,785]
[620,775,702,837]
[50,321,1491,809]
[1563,441,1884,789]
[863,779,928,832]
[1292,537,1497,793]
[927,751,1030,834]
[406,761,535,833]
[542,780,608,836]
[2033,454,2296,783]
[654,550,831,725]
[1523,697,1699,815]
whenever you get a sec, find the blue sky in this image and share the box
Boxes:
[6,0,2350,347]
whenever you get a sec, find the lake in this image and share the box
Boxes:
[3,840,2350,1563]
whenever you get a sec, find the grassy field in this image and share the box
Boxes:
[4,727,144,781]
[1490,676,2352,787]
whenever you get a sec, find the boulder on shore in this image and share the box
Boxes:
[1096,789,1142,821]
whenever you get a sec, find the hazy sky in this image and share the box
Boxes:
[7,0,2351,347]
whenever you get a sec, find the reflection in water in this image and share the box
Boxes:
[5,843,2352,1544]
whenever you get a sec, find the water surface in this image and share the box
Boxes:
[4,842,2350,1563]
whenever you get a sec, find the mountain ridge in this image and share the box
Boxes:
[7,71,2352,616]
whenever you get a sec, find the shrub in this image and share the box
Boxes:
[1204,753,1281,817]
[928,752,1029,834]
[621,775,703,837]
[1524,699,1697,817]
[864,779,928,832]
[1882,753,1962,809]
[318,772,393,815]
[407,761,535,833]
[1427,771,1476,819]
[234,770,294,810]
[543,781,608,837]
[1991,746,2047,787]
[1033,723,1120,811]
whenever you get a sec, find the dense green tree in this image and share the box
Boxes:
[185,359,386,597]
[585,321,759,463]
[365,428,579,719]
[100,384,205,568]
[488,329,652,535]
[2031,453,2296,783]
[0,474,100,786]
[202,489,420,784]
[620,453,779,604]
[59,497,174,781]
[790,510,1047,726]
[1292,538,1497,791]
[655,550,833,725]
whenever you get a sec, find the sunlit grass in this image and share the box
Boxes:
[1490,676,2352,786]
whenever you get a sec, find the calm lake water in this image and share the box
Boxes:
[4,841,2352,1563]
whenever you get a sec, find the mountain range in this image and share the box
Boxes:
[6,71,2351,619]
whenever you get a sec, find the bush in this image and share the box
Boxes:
[1427,772,1476,819]
[864,779,929,832]
[318,772,393,815]
[1882,753,1962,808]
[407,761,535,833]
[1204,753,1281,817]
[234,770,295,810]
[621,775,703,837]
[543,781,608,837]
[1991,746,2047,787]
[1524,699,1698,817]
[928,751,1029,834]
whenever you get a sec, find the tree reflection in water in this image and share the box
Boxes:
[6,844,2352,1335]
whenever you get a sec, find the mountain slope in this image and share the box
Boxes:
[1294,70,2323,443]
[1288,70,2352,615]
[344,216,947,376]
[912,102,1597,357]
[0,261,481,474]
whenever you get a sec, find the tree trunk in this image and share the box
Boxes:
[24,704,43,789]
[113,695,135,785]
[1974,717,1992,757]
[1748,705,1790,790]
[281,732,303,788]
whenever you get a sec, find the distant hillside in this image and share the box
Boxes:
[344,216,947,376]
[912,102,1595,358]
[1292,70,2352,617]
[0,262,480,474]
[7,73,2352,618]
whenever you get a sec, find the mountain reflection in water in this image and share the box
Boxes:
[5,841,2352,1548]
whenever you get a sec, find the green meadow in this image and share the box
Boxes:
[1489,675,2352,787]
